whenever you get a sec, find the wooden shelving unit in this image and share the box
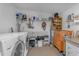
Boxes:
[53,16,62,31]
[52,15,64,52]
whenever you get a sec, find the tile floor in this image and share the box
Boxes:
[27,46,62,56]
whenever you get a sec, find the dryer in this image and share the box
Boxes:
[0,32,28,56]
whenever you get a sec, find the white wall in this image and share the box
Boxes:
[0,4,17,33]
[16,8,52,32]
[16,8,52,19]
[62,4,79,36]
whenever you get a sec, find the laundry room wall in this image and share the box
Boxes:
[16,8,52,19]
[0,3,17,33]
[16,8,52,32]
[62,4,79,36]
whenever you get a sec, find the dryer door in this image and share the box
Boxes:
[11,41,25,56]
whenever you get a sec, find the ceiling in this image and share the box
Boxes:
[14,3,77,14]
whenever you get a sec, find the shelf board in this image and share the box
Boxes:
[64,20,74,22]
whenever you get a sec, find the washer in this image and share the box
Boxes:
[17,32,28,56]
[0,32,28,56]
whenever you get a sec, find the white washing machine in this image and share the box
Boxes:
[0,32,28,56]
[16,32,28,56]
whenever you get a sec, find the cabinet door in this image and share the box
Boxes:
[53,31,64,51]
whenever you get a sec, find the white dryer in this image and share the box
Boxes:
[0,32,28,56]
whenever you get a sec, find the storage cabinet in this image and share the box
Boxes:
[53,30,72,52]
[52,14,63,52]
[53,31,64,52]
